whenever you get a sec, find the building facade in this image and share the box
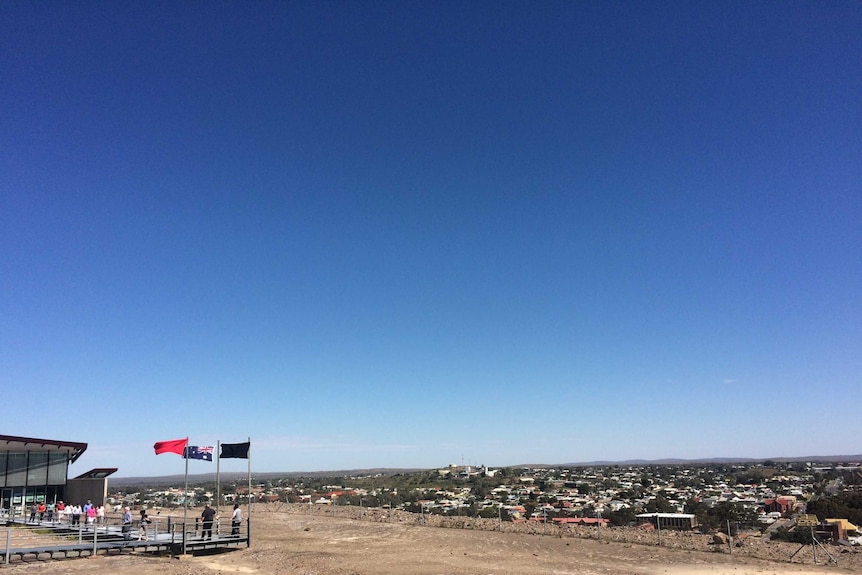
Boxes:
[0,435,87,512]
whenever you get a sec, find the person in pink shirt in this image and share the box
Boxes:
[86,504,97,525]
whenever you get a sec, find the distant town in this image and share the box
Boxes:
[111,459,862,544]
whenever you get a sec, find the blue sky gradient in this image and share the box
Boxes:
[2,2,860,477]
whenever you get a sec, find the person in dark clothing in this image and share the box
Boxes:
[138,508,150,541]
[200,504,216,539]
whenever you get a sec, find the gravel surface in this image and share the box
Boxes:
[4,504,860,575]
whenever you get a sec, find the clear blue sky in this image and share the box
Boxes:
[2,2,860,478]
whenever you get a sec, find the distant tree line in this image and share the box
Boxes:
[806,492,862,526]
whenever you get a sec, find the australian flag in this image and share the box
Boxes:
[184,445,214,461]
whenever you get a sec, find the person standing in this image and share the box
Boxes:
[231,504,242,535]
[86,504,96,526]
[122,507,132,540]
[138,508,150,541]
[200,503,216,539]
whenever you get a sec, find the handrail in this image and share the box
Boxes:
[2,512,250,564]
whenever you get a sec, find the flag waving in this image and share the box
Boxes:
[184,445,214,461]
[220,441,250,459]
[154,438,188,456]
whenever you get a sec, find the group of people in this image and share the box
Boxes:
[24,499,243,542]
[120,506,154,541]
[120,503,243,542]
[27,500,105,525]
[199,503,243,539]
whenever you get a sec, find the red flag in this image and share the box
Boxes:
[153,438,188,456]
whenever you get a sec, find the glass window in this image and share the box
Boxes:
[6,453,27,487]
[0,452,6,487]
[27,452,48,485]
[47,452,68,485]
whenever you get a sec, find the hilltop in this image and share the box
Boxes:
[111,455,862,484]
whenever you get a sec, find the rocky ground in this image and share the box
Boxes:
[4,503,861,575]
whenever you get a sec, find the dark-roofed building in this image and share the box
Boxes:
[66,467,118,508]
[0,434,88,514]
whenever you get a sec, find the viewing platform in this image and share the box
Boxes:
[2,512,249,564]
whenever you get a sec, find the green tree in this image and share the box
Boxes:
[807,493,862,526]
[684,498,711,526]
[706,502,758,533]
[607,507,636,526]
[644,495,676,514]
[770,526,814,544]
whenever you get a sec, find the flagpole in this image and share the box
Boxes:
[247,436,252,543]
[216,440,221,519]
[183,437,189,555]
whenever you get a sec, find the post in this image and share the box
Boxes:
[5,527,10,565]
[657,514,661,546]
[93,522,98,556]
[247,437,252,547]
[727,520,732,555]
[170,519,176,555]
[596,508,601,540]
[183,438,189,556]
[811,526,816,564]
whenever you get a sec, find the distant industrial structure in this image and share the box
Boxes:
[635,512,699,530]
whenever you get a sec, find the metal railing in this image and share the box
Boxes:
[3,507,250,564]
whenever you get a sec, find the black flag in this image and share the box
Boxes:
[220,441,250,459]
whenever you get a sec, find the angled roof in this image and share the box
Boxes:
[827,518,859,531]
[0,434,88,463]
[73,468,118,479]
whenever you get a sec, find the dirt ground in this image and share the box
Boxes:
[5,504,861,575]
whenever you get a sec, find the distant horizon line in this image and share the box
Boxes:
[110,453,862,483]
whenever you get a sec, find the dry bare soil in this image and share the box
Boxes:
[6,504,861,575]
